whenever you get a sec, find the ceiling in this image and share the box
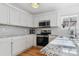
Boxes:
[10,3,79,14]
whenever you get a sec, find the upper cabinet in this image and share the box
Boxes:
[26,13,33,27]
[50,14,57,26]
[0,4,9,24]
[33,11,58,27]
[19,12,27,26]
[9,6,33,27]
[0,4,33,27]
[33,16,39,27]
[9,7,20,26]
[19,12,33,27]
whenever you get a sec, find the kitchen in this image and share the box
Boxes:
[0,3,79,56]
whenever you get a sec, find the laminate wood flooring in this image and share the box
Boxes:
[18,46,47,56]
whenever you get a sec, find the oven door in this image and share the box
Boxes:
[37,36,48,46]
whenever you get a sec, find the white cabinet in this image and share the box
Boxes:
[10,7,33,27]
[27,35,36,47]
[0,35,34,56]
[0,4,33,27]
[32,35,36,46]
[33,12,58,27]
[0,35,35,56]
[12,36,28,56]
[26,35,37,47]
[19,12,33,27]
[26,35,34,47]
[0,4,9,24]
[50,14,57,26]
[19,13,26,26]
[33,16,40,27]
[19,12,29,26]
[0,38,11,56]
[10,7,20,26]
[26,14,33,27]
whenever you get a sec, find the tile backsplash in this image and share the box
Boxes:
[0,25,29,36]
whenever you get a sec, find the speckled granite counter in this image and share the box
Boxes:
[0,34,28,38]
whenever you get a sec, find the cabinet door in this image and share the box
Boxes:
[50,14,57,26]
[16,11,33,27]
[26,35,33,48]
[29,35,33,47]
[12,36,28,56]
[0,4,9,24]
[26,35,36,48]
[0,38,11,56]
[33,35,36,46]
[33,16,40,27]
[27,14,33,27]
[10,7,20,26]
[19,12,27,26]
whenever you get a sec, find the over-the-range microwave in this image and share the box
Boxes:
[39,20,50,27]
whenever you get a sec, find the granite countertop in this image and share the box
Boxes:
[0,34,37,38]
[0,34,58,38]
[0,34,27,38]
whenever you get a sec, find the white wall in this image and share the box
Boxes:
[57,6,79,27]
[57,6,79,36]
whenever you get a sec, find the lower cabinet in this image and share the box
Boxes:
[0,35,34,56]
[27,35,36,47]
[27,35,33,47]
[12,36,28,56]
[0,38,11,56]
[32,35,36,46]
[12,35,34,56]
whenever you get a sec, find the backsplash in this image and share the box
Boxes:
[0,25,29,36]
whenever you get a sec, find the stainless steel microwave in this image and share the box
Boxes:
[39,21,50,27]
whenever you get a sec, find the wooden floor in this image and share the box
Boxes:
[18,46,47,56]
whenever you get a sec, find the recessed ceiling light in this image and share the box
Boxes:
[32,3,40,8]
